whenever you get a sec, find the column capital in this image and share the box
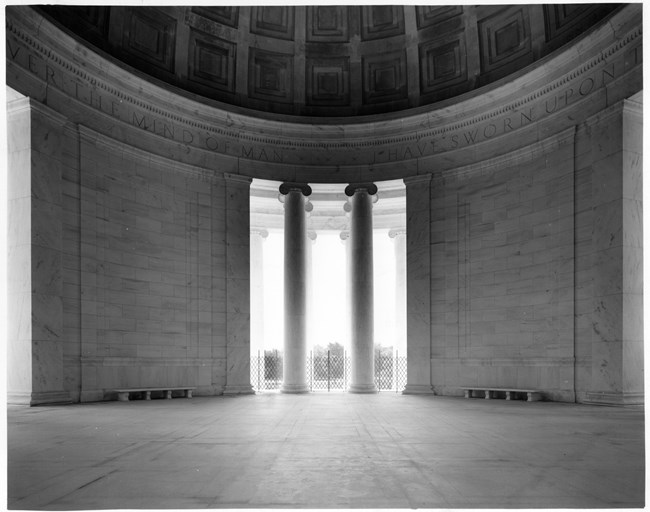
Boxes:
[279,182,312,196]
[345,183,378,197]
[389,228,407,238]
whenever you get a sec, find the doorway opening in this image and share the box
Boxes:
[249,180,406,392]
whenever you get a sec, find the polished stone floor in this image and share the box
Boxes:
[7,393,645,509]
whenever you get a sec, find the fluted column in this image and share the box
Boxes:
[389,229,407,356]
[279,182,312,393]
[345,183,378,393]
[250,228,268,356]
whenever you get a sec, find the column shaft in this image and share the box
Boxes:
[250,229,267,356]
[281,186,310,393]
[347,184,378,393]
[390,230,407,356]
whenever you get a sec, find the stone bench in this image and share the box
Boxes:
[114,387,196,402]
[461,387,542,402]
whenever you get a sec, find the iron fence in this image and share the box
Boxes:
[251,349,407,393]
[250,350,283,391]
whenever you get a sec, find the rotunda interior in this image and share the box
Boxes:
[4,3,643,407]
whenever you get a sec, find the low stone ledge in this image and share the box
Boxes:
[113,387,196,401]
[461,387,543,402]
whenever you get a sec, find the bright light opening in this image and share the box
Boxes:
[250,180,406,391]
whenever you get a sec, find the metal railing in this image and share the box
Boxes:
[251,349,407,393]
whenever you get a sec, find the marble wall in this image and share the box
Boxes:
[74,130,253,401]
[419,97,643,404]
[428,129,577,402]
[7,100,253,403]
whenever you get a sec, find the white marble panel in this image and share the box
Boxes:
[622,198,642,249]
[592,153,624,205]
[8,148,31,199]
[622,152,642,201]
[31,198,62,250]
[31,293,63,341]
[622,340,644,393]
[31,245,62,296]
[622,292,643,342]
[224,345,253,393]
[592,247,623,297]
[590,339,623,393]
[31,339,64,393]
[31,151,61,205]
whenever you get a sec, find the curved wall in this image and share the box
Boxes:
[5,5,643,404]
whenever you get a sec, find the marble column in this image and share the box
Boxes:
[389,229,407,356]
[306,230,317,358]
[250,228,268,357]
[279,182,312,393]
[339,230,351,356]
[223,173,255,395]
[402,174,434,394]
[345,183,378,393]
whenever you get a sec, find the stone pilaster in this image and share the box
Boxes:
[345,183,378,393]
[584,99,644,405]
[7,98,71,405]
[223,173,254,395]
[402,174,434,394]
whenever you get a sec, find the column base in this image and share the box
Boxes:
[402,384,434,395]
[29,390,73,406]
[583,390,644,406]
[223,385,255,395]
[348,383,378,394]
[281,384,310,394]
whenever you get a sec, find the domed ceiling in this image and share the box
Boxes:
[40,4,619,118]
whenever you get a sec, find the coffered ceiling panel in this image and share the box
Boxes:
[251,6,295,41]
[478,7,532,75]
[121,8,176,73]
[307,6,349,43]
[188,29,236,93]
[249,48,294,104]
[192,6,239,28]
[419,34,467,95]
[363,50,408,104]
[306,57,350,106]
[42,4,621,118]
[416,5,463,30]
[361,5,405,41]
